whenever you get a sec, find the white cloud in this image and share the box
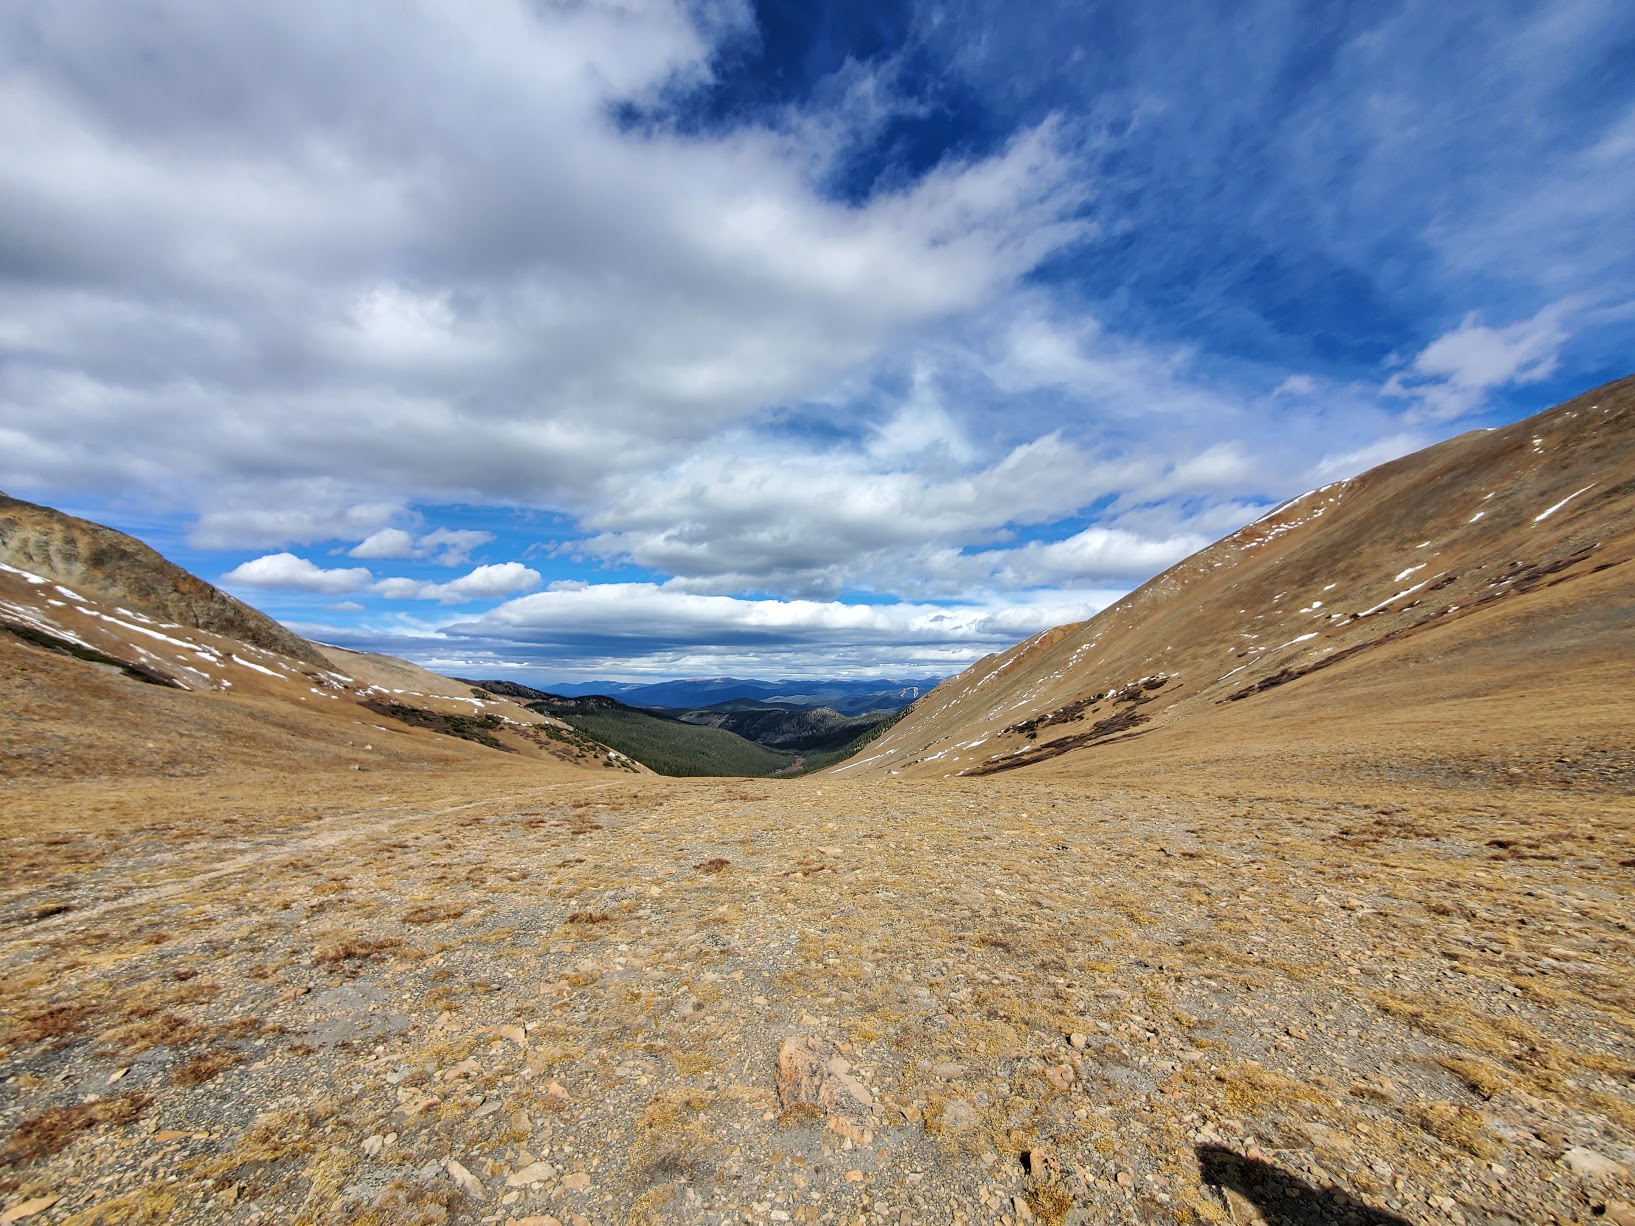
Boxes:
[1272,374,1318,397]
[373,561,541,605]
[418,528,494,566]
[221,552,371,593]
[1383,302,1572,421]
[436,581,1119,666]
[1312,432,1427,481]
[917,526,1211,591]
[371,577,426,600]
[348,528,418,559]
[190,494,405,550]
[291,578,1138,682]
[433,562,541,602]
[349,525,494,564]
[572,427,1121,595]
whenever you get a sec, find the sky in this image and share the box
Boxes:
[2,0,1631,685]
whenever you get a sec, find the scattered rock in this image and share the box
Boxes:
[776,1035,831,1118]
[505,1162,556,1187]
[0,1196,61,1224]
[446,1159,484,1199]
[1561,1146,1629,1181]
[940,1097,977,1132]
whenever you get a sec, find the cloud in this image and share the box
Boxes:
[1383,302,1572,421]
[407,581,1122,676]
[916,526,1212,592]
[189,493,405,550]
[373,561,541,605]
[1312,432,1428,482]
[221,552,371,593]
[574,427,1106,595]
[1273,374,1318,397]
[1,0,1628,681]
[0,0,1087,534]
[347,528,417,560]
[418,529,494,566]
[349,526,494,565]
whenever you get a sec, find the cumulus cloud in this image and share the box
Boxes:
[283,577,1130,682]
[1312,432,1428,482]
[373,561,541,605]
[221,552,371,594]
[347,528,417,560]
[915,526,1212,592]
[418,529,494,566]
[2,0,1625,681]
[349,526,494,565]
[574,427,1108,594]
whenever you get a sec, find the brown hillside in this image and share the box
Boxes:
[0,536,640,784]
[0,493,331,668]
[834,375,1635,788]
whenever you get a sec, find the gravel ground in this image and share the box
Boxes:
[3,772,1633,1225]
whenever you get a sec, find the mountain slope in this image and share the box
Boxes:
[662,699,898,756]
[0,492,330,667]
[834,375,1635,786]
[521,693,800,777]
[0,510,638,783]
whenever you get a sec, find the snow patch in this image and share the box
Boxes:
[1359,577,1433,617]
[0,562,48,584]
[1533,483,1596,524]
[1276,632,1319,650]
[231,653,284,678]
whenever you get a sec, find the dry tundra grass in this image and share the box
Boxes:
[3,757,1632,1225]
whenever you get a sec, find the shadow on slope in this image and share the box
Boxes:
[1196,1145,1411,1225]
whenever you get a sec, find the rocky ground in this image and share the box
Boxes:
[2,768,1633,1225]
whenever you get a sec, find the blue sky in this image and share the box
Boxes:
[2,0,1631,683]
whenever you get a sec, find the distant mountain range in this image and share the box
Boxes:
[482,675,944,715]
